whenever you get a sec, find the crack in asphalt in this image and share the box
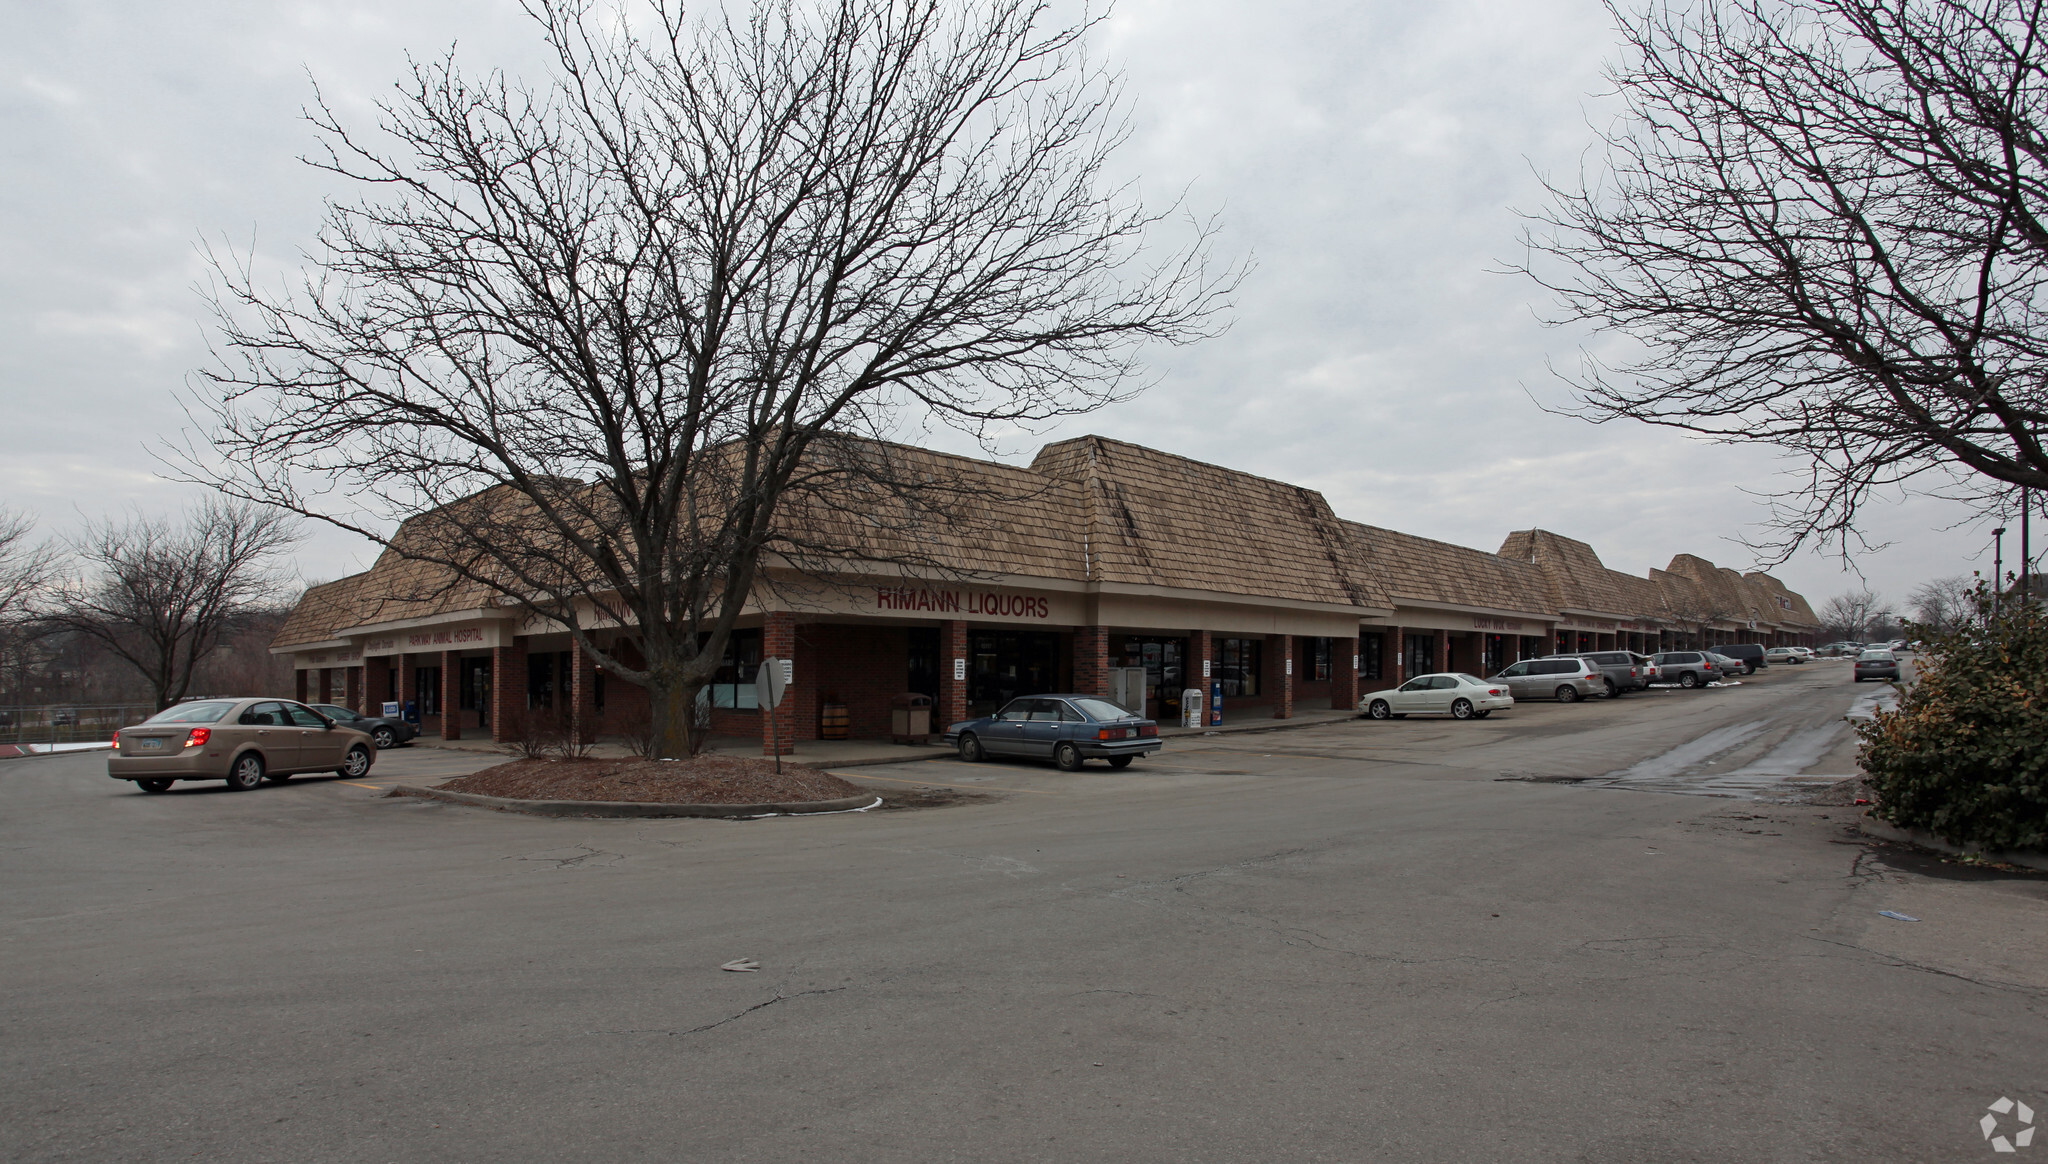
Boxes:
[597,987,849,1036]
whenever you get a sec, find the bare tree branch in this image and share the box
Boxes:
[178,0,1238,757]
[1518,0,2048,560]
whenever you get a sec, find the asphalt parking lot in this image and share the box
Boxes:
[5,660,2043,1162]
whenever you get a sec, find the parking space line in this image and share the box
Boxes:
[832,771,1058,795]
[338,781,385,790]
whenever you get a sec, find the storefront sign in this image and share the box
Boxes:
[1470,618,1524,631]
[364,636,399,653]
[874,587,1050,619]
[298,648,361,668]
[405,624,492,648]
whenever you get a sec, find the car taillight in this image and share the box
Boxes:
[1488,688,1504,696]
[185,728,210,749]
[1629,669,1638,677]
[1097,727,1128,740]
[110,729,120,751]
[1137,724,1158,737]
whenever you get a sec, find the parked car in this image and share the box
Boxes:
[1649,651,1727,688]
[1764,646,1806,664]
[1707,651,1747,676]
[946,694,1161,771]
[1488,657,1606,703]
[309,703,419,750]
[108,698,376,794]
[1852,649,1901,682]
[1718,643,1768,674]
[1543,650,1648,697]
[1364,673,1514,720]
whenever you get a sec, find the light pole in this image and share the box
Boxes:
[1993,526,2007,617]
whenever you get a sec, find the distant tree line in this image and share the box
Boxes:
[0,501,300,712]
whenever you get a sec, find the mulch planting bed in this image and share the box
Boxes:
[439,756,868,804]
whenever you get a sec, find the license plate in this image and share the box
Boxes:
[140,739,163,751]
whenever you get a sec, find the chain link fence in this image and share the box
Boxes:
[0,705,157,747]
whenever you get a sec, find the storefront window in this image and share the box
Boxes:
[415,666,441,716]
[1304,637,1331,682]
[1217,638,1262,697]
[1116,635,1186,714]
[708,629,762,709]
[1403,634,1436,678]
[1360,633,1383,680]
[906,628,940,700]
[969,630,1061,714]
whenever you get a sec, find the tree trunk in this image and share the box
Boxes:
[647,676,703,761]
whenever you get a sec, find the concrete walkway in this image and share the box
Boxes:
[404,703,1365,767]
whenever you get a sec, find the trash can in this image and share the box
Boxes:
[890,693,933,744]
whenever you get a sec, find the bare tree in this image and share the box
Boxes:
[1818,589,1893,641]
[47,501,300,711]
[188,0,1235,756]
[1907,573,1980,632]
[0,508,56,625]
[1522,0,2048,558]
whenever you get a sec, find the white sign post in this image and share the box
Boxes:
[756,657,792,773]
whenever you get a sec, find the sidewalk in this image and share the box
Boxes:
[406,703,1365,767]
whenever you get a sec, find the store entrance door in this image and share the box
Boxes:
[1113,635,1186,719]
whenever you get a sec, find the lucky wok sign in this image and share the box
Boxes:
[874,587,1050,619]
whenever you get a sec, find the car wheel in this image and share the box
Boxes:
[1678,672,1700,689]
[1054,742,1083,771]
[1450,698,1474,720]
[1555,686,1580,703]
[957,734,984,762]
[1367,699,1392,720]
[1603,680,1619,698]
[224,753,264,791]
[371,727,397,750]
[1107,755,1134,769]
[337,745,372,779]
[136,778,173,794]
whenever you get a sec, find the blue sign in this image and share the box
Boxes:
[1209,680,1223,726]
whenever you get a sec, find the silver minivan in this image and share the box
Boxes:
[1489,657,1605,703]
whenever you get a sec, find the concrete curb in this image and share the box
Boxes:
[398,785,883,820]
[1856,814,2048,872]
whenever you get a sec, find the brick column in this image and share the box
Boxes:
[1332,635,1359,710]
[294,669,307,702]
[1189,629,1214,707]
[1074,626,1109,697]
[763,611,796,756]
[490,638,528,743]
[568,647,597,744]
[1386,627,1403,684]
[1435,629,1450,675]
[346,666,362,714]
[1267,633,1294,719]
[939,620,969,729]
[439,650,461,739]
[398,654,418,723]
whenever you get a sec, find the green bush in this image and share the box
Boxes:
[1857,598,2048,851]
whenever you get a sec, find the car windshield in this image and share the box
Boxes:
[1067,697,1130,721]
[1858,650,1894,660]
[145,701,236,724]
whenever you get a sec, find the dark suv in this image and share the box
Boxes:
[1717,644,1767,675]
[1542,651,1648,698]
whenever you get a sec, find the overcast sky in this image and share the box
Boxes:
[1,0,2024,610]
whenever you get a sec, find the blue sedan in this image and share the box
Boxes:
[944,694,1162,771]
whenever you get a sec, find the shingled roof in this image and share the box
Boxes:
[1344,522,1554,615]
[1031,436,1391,610]
[1498,529,1667,618]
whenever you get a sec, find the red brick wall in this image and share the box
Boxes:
[490,639,528,743]
[1266,634,1294,719]
[1332,635,1359,710]
[1074,626,1109,697]
[940,620,968,729]
[762,612,795,755]
[801,623,913,739]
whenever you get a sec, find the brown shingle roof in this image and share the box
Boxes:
[1032,436,1391,609]
[1346,522,1554,614]
[1498,529,1666,618]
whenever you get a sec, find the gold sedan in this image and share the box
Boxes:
[108,698,376,794]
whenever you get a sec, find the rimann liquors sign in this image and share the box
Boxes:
[874,587,1050,619]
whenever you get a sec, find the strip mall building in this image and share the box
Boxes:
[273,437,1821,752]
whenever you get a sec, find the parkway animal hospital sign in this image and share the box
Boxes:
[874,587,1051,619]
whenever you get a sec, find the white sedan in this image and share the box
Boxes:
[1363,673,1514,720]
[1764,647,1807,664]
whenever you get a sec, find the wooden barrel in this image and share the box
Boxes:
[819,703,850,740]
